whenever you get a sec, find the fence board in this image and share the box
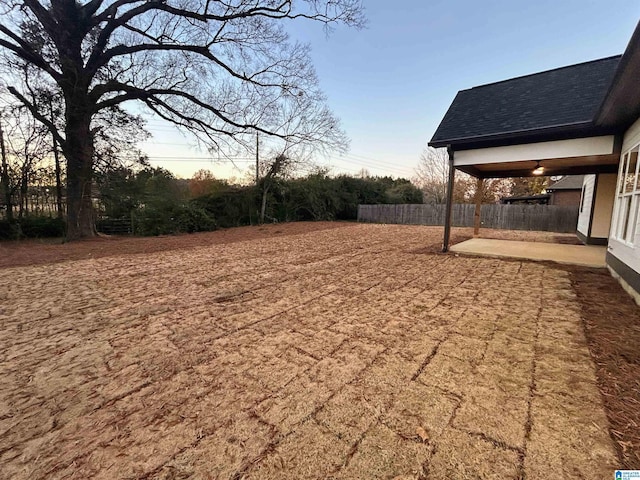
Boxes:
[357,204,579,233]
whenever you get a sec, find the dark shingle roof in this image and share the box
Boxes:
[430,56,621,147]
[546,175,585,191]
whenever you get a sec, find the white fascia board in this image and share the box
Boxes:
[454,136,616,166]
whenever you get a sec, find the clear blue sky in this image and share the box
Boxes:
[141,0,640,180]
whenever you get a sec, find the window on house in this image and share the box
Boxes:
[614,145,640,244]
[580,184,586,213]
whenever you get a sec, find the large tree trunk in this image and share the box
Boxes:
[64,109,95,240]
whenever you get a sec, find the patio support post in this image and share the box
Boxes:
[442,145,455,253]
[473,177,484,236]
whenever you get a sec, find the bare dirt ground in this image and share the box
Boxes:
[0,223,635,479]
[0,222,578,269]
[0,222,350,269]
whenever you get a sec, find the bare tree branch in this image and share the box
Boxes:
[6,86,65,147]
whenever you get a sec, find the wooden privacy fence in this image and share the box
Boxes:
[357,204,580,233]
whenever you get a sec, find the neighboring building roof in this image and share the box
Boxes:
[546,175,585,191]
[429,56,621,149]
[500,194,550,204]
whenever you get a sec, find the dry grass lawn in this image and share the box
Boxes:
[0,223,630,479]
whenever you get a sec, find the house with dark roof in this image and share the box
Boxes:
[501,194,551,205]
[500,175,585,205]
[429,20,640,303]
[546,175,584,206]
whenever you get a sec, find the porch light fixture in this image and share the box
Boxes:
[532,161,545,176]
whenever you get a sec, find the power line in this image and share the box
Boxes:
[148,157,253,163]
[326,157,413,176]
[340,155,416,173]
[140,141,201,146]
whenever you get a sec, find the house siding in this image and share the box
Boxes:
[607,116,640,301]
[577,175,595,237]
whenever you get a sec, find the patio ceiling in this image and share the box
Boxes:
[452,135,621,179]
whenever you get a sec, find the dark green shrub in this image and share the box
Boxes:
[133,204,215,236]
[0,217,65,239]
[173,205,216,233]
[385,182,423,204]
[0,220,19,240]
[191,186,257,228]
[19,217,66,238]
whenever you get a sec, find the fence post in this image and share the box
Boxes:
[473,178,483,236]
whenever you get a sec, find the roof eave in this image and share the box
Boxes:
[595,20,640,129]
[428,122,613,151]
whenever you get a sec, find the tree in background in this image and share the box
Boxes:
[415,147,475,203]
[477,177,512,204]
[0,1,362,239]
[258,153,291,224]
[188,170,228,199]
[97,165,214,235]
[0,87,150,226]
[414,147,449,203]
[415,146,539,204]
[510,176,550,198]
[0,104,50,219]
[385,180,423,204]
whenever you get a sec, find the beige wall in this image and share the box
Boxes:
[591,174,617,239]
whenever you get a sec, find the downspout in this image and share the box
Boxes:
[442,145,455,252]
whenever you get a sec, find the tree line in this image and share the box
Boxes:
[0,138,552,240]
[95,167,423,237]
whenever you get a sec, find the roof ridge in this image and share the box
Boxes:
[461,55,622,92]
[547,175,585,190]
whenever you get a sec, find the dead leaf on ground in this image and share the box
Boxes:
[416,426,429,443]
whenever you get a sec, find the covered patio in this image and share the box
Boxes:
[428,54,624,257]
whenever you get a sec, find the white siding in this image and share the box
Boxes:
[577,175,595,237]
[622,117,640,152]
[454,136,616,166]
[608,117,640,275]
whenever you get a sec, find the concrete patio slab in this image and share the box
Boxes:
[451,238,607,267]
